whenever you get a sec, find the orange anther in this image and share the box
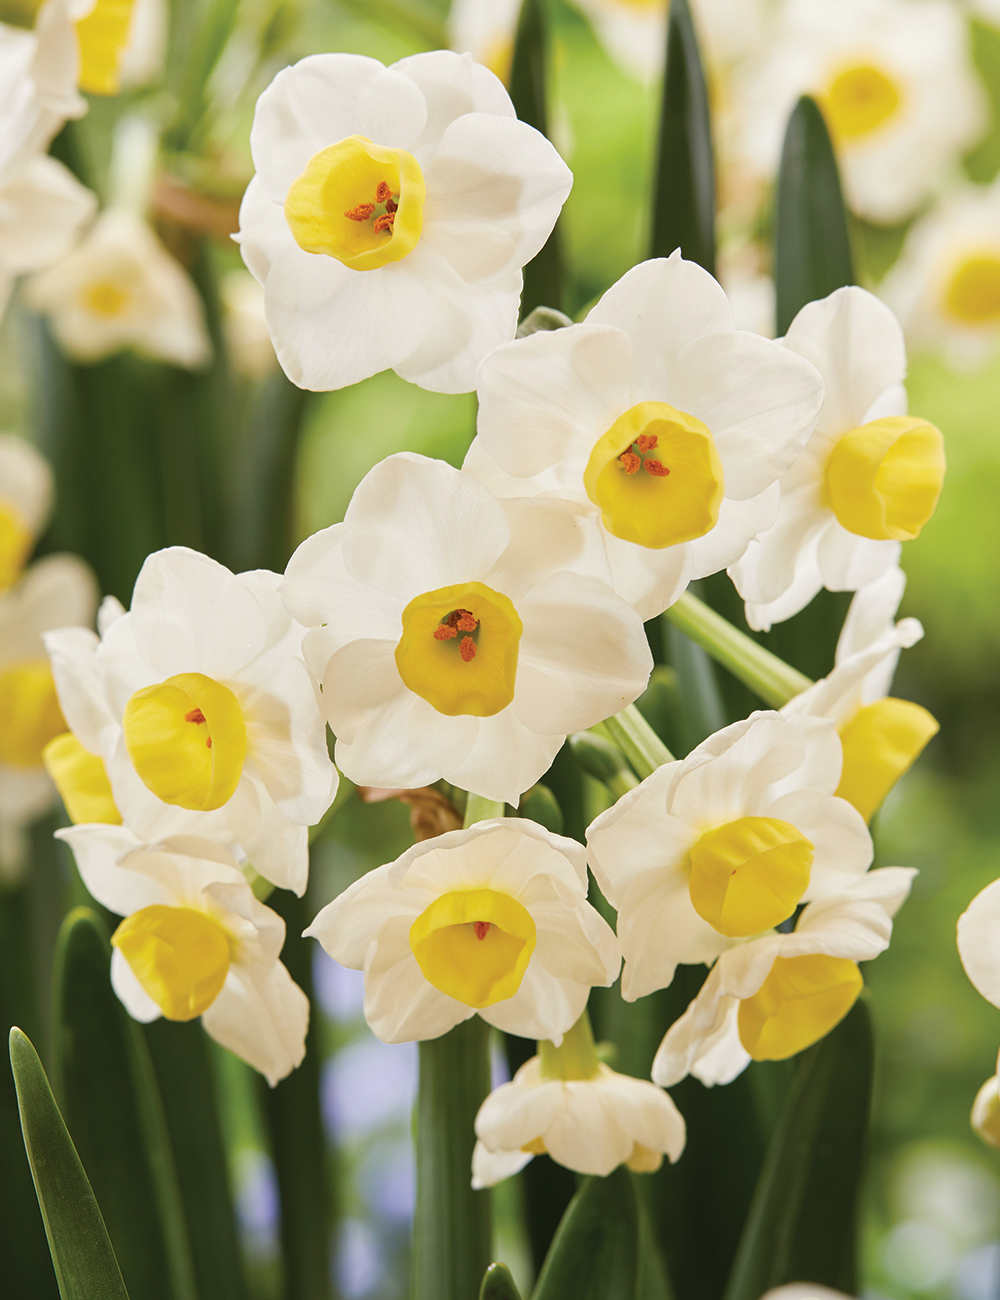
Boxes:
[619,451,641,474]
[373,211,395,234]
[460,636,476,662]
[456,612,478,633]
[635,433,658,452]
[345,203,375,221]
[474,921,490,940]
[386,198,398,214]
[185,708,206,724]
[645,459,670,477]
[434,624,458,640]
[375,181,392,204]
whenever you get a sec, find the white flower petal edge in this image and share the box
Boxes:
[760,1287,855,1300]
[958,878,1000,1010]
[0,154,95,293]
[305,819,620,1045]
[0,434,55,556]
[57,824,309,1085]
[472,1057,686,1185]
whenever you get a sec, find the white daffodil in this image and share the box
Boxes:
[58,823,309,1084]
[587,711,874,1001]
[0,14,82,183]
[971,1059,1000,1150]
[8,0,153,107]
[446,0,522,85]
[652,865,915,1085]
[0,552,97,880]
[880,179,1000,371]
[0,434,53,591]
[283,453,652,804]
[465,254,824,622]
[731,0,985,225]
[730,287,945,631]
[761,1288,855,1300]
[958,888,1000,1147]
[472,1021,685,1185]
[44,546,338,894]
[782,566,938,822]
[24,208,211,368]
[219,269,276,381]
[306,818,620,1044]
[236,49,572,394]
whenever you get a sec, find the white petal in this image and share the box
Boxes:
[471,1141,533,1188]
[542,1082,633,1175]
[483,961,590,1043]
[816,524,900,593]
[394,49,514,154]
[836,565,907,664]
[111,947,162,1022]
[362,913,475,1042]
[0,154,95,276]
[958,877,1000,1009]
[56,823,171,915]
[686,484,781,583]
[586,761,687,903]
[202,960,309,1085]
[441,707,562,804]
[601,528,693,622]
[595,1069,686,1162]
[766,789,873,897]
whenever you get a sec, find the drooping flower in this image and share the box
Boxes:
[236,49,572,393]
[587,711,873,1000]
[760,1288,855,1300]
[0,435,53,591]
[472,1016,685,1185]
[446,0,523,84]
[24,208,211,368]
[0,553,97,879]
[652,866,915,1085]
[464,253,824,621]
[731,0,986,224]
[880,179,1000,371]
[782,566,938,821]
[305,818,620,1044]
[282,453,652,803]
[44,546,338,894]
[58,823,309,1084]
[730,287,945,631]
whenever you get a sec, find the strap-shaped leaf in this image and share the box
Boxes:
[533,1165,639,1300]
[649,0,715,272]
[774,95,855,336]
[480,1262,522,1300]
[53,908,198,1300]
[723,999,874,1300]
[9,1026,130,1300]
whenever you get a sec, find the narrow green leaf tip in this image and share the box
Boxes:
[479,1261,523,1300]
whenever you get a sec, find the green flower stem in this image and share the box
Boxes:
[465,794,506,827]
[601,705,676,781]
[663,593,813,709]
[570,729,640,800]
[538,1010,601,1081]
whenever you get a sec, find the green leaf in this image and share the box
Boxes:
[774,95,855,336]
[723,999,875,1300]
[517,783,565,835]
[509,0,565,315]
[413,1016,492,1300]
[649,0,715,272]
[9,1026,130,1300]
[533,1165,639,1300]
[53,909,197,1300]
[479,1262,522,1300]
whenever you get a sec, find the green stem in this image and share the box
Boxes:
[538,1010,601,1081]
[663,593,813,709]
[600,705,675,781]
[464,794,506,827]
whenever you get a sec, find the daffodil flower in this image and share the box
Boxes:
[305,819,621,1044]
[731,287,945,631]
[282,453,653,804]
[446,0,522,85]
[0,435,52,592]
[236,49,572,394]
[653,866,916,1084]
[45,546,338,894]
[58,823,309,1085]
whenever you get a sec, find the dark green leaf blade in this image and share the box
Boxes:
[774,95,855,336]
[9,1026,130,1300]
[723,999,875,1300]
[53,908,197,1300]
[479,1262,522,1300]
[533,1165,639,1300]
[649,0,715,272]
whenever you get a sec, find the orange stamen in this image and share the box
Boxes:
[456,612,477,633]
[635,433,658,452]
[373,211,395,234]
[375,181,392,204]
[474,921,490,940]
[619,451,641,474]
[185,708,206,724]
[386,198,398,214]
[434,625,458,640]
[345,203,375,222]
[460,636,476,662]
[645,459,670,477]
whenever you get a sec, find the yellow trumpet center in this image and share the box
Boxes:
[284,136,425,271]
[0,502,32,591]
[688,816,814,938]
[83,280,130,318]
[823,64,901,140]
[824,415,945,542]
[75,0,136,96]
[584,401,724,549]
[0,660,66,768]
[43,732,121,824]
[944,254,1000,325]
[395,581,522,718]
[123,672,247,811]
[409,888,537,1008]
[738,954,864,1061]
[112,905,232,1021]
[836,697,939,822]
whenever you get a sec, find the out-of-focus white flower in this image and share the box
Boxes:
[587,711,873,999]
[0,552,97,880]
[236,50,572,394]
[971,1063,1000,1150]
[282,453,652,805]
[44,546,338,894]
[24,208,211,368]
[446,0,522,85]
[465,253,824,621]
[783,566,938,821]
[0,434,53,591]
[760,1288,855,1300]
[0,14,82,181]
[117,0,166,89]
[307,819,620,1044]
[719,266,775,338]
[220,269,276,381]
[58,823,309,1084]
[880,179,1000,371]
[731,287,945,631]
[653,865,915,1084]
[731,0,986,224]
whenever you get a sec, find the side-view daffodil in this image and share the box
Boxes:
[0,434,53,591]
